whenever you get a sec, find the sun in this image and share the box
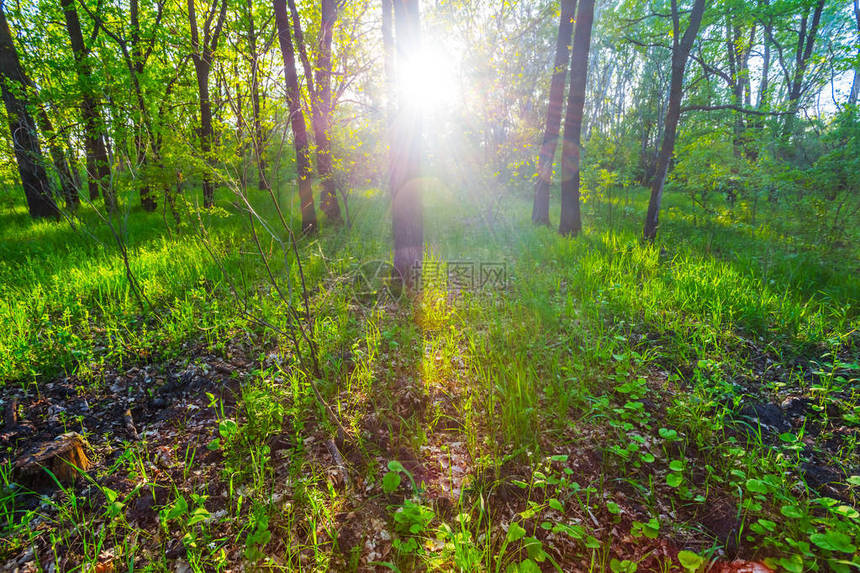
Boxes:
[399,42,460,112]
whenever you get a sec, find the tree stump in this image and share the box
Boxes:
[13,432,91,485]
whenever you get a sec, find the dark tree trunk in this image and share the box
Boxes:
[0,6,58,219]
[286,0,342,223]
[314,0,342,222]
[187,0,227,209]
[129,0,156,211]
[643,0,707,241]
[61,0,115,211]
[532,0,576,226]
[273,0,317,233]
[391,0,422,287]
[246,0,268,191]
[192,58,215,206]
[782,0,824,139]
[557,0,594,236]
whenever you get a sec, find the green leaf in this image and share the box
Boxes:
[745,478,768,494]
[548,498,563,512]
[507,521,526,542]
[610,558,638,573]
[165,496,188,521]
[643,518,659,539]
[778,555,803,573]
[102,487,119,503]
[607,501,621,514]
[218,419,238,440]
[186,507,210,526]
[677,550,704,571]
[669,460,684,472]
[382,471,401,494]
[510,558,541,573]
[553,523,585,539]
[523,537,546,562]
[810,530,856,553]
[659,428,678,440]
[387,460,406,472]
[832,505,859,519]
[780,505,805,519]
[640,452,655,463]
[667,473,683,487]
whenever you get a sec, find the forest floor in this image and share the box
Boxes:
[0,181,858,572]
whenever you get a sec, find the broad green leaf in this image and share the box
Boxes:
[810,531,856,553]
[745,478,768,494]
[382,471,401,494]
[678,550,704,571]
[507,521,526,542]
[780,505,805,518]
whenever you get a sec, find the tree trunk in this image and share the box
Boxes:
[314,0,342,223]
[756,0,771,111]
[643,0,707,241]
[61,0,115,211]
[192,57,215,207]
[187,0,227,209]
[35,106,79,210]
[129,0,155,211]
[849,0,859,107]
[273,0,317,233]
[285,0,342,223]
[382,0,395,123]
[246,0,268,191]
[532,0,576,226]
[782,0,824,139]
[391,0,423,287]
[0,6,58,219]
[558,0,594,236]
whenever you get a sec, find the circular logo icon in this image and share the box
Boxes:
[353,260,403,308]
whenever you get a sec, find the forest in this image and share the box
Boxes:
[0,0,858,570]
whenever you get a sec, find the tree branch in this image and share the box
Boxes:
[681,104,791,115]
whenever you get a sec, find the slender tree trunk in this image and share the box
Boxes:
[314,0,342,222]
[782,0,824,139]
[61,0,115,211]
[725,20,741,159]
[382,0,395,123]
[246,0,268,190]
[187,0,227,209]
[558,0,594,236]
[756,0,771,111]
[192,57,215,206]
[35,106,79,210]
[273,0,317,233]
[128,0,156,211]
[285,0,342,223]
[391,0,422,287]
[532,0,576,225]
[849,0,859,106]
[643,0,707,241]
[0,6,58,219]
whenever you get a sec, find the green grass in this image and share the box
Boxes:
[0,180,857,571]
